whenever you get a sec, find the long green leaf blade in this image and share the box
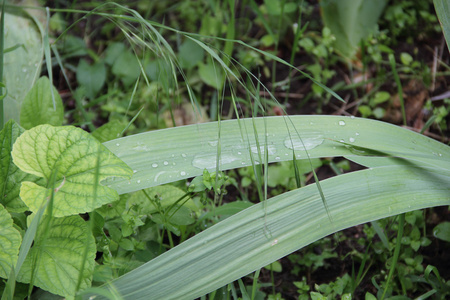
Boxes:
[434,0,450,53]
[83,165,450,299]
[103,116,449,194]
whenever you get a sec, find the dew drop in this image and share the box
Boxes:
[355,132,360,136]
[154,171,166,182]
[283,133,324,151]
[237,151,242,155]
[116,143,120,147]
[137,180,141,184]
[275,156,281,160]
[152,163,158,168]
[338,120,346,126]
[208,140,218,147]
[180,171,186,176]
[349,137,355,143]
[133,170,137,174]
[192,153,240,169]
[133,143,150,151]
[350,116,355,119]
[181,153,187,158]
[251,144,276,155]
[22,67,27,73]
[163,161,169,165]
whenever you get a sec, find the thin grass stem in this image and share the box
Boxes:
[381,213,405,299]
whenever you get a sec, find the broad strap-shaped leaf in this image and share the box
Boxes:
[83,165,450,300]
[3,11,42,123]
[103,116,449,194]
[434,0,450,53]
[0,119,40,212]
[0,204,22,279]
[16,215,96,298]
[11,125,133,217]
[20,76,64,129]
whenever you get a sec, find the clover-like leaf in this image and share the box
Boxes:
[0,120,41,213]
[16,215,96,297]
[0,203,22,279]
[11,124,133,217]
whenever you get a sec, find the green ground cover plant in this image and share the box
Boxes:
[1,0,449,299]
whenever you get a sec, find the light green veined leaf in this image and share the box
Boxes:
[11,125,133,217]
[16,215,96,298]
[0,120,41,213]
[0,203,22,279]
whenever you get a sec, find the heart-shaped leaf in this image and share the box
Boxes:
[11,125,133,217]
[20,76,64,129]
[76,60,106,99]
[16,215,95,297]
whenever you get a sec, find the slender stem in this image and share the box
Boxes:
[0,0,5,130]
[389,54,406,126]
[381,213,405,299]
